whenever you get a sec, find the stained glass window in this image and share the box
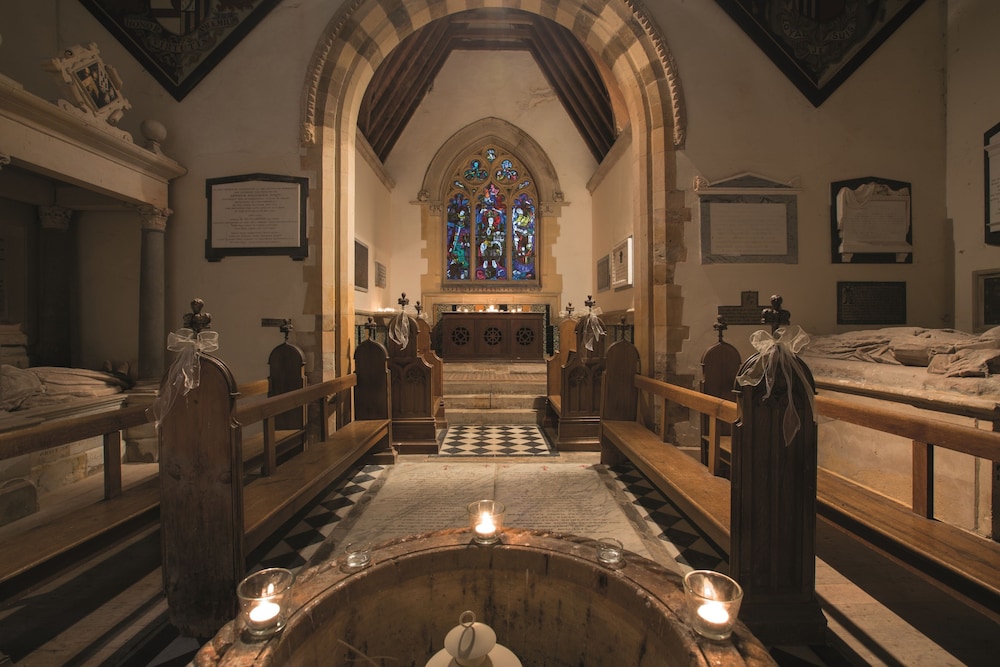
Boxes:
[445,146,537,284]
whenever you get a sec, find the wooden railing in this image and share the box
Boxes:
[604,364,1000,620]
[814,393,1000,518]
[0,402,149,502]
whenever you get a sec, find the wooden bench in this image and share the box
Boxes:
[0,403,156,596]
[159,336,393,636]
[600,339,735,552]
[812,393,1000,622]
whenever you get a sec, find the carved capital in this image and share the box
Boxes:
[137,204,171,232]
[0,153,11,170]
[38,205,72,231]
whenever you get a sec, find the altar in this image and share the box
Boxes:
[439,312,545,361]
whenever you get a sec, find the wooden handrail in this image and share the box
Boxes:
[814,394,1000,462]
[234,374,356,425]
[0,403,149,459]
[630,372,1000,523]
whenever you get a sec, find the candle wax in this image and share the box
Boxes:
[249,600,281,624]
[696,601,729,625]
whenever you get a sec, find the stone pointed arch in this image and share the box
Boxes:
[301,0,688,381]
[420,118,563,208]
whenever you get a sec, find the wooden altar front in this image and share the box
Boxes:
[439,312,545,361]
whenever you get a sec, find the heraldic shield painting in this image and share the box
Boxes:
[79,0,282,101]
[714,0,925,106]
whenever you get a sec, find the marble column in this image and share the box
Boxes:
[36,205,73,366]
[137,205,169,381]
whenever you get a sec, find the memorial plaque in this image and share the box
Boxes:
[837,281,906,325]
[718,291,763,325]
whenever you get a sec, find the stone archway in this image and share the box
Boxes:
[300,0,687,380]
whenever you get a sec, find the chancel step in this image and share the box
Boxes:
[442,362,546,426]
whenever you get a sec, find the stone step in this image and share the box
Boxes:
[445,394,546,411]
[445,408,542,426]
[444,379,546,395]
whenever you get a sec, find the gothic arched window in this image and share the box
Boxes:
[445,146,538,285]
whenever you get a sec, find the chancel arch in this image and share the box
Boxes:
[301,0,688,380]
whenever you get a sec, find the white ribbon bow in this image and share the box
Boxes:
[582,308,606,352]
[147,328,220,428]
[388,312,410,348]
[736,325,814,446]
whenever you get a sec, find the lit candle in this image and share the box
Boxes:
[696,601,729,626]
[249,600,281,625]
[475,512,496,538]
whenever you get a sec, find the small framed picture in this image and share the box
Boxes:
[375,261,387,288]
[611,237,633,289]
[355,240,369,292]
[45,43,130,125]
[973,268,1000,332]
[596,255,610,292]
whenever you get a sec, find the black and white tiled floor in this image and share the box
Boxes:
[438,424,556,456]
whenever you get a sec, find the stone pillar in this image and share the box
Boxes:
[36,205,73,366]
[137,205,169,381]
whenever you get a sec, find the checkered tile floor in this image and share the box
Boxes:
[246,464,387,575]
[605,462,728,573]
[438,424,556,456]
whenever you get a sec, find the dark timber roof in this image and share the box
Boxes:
[357,8,620,163]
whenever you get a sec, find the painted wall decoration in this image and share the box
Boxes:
[79,0,282,101]
[714,0,926,106]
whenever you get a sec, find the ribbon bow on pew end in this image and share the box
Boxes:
[146,328,221,428]
[582,308,606,352]
[736,325,815,447]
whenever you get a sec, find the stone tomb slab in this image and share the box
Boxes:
[316,461,660,567]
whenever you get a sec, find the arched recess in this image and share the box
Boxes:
[300,0,688,381]
[416,117,566,314]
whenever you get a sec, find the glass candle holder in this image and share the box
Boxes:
[468,499,505,545]
[683,570,743,641]
[237,567,294,639]
[595,537,624,566]
[343,541,373,570]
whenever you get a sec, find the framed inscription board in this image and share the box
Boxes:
[355,240,369,292]
[837,281,906,325]
[696,173,799,264]
[206,174,308,261]
[984,121,1000,246]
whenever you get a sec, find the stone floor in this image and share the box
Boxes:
[1,425,996,666]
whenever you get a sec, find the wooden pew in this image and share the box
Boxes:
[415,315,447,430]
[159,337,393,637]
[600,340,735,552]
[0,403,157,597]
[386,313,438,454]
[601,338,827,643]
[545,311,607,451]
[698,316,741,476]
[602,338,1000,626]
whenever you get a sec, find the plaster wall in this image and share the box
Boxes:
[946,0,1000,333]
[353,150,391,314]
[590,133,636,315]
[384,50,595,315]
